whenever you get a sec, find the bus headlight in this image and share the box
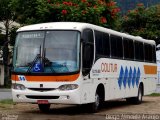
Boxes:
[58,84,79,91]
[12,83,26,90]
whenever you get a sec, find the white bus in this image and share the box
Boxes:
[12,22,157,112]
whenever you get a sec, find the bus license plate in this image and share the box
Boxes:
[37,100,49,104]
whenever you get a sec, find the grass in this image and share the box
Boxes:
[0,99,13,104]
[0,99,14,108]
[147,93,160,96]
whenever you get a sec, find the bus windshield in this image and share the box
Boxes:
[13,31,80,74]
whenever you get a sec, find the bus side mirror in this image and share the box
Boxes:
[82,42,94,76]
[83,43,90,63]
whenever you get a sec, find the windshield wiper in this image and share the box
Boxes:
[27,46,55,73]
[27,53,42,73]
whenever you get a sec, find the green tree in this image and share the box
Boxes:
[0,34,5,46]
[11,0,120,28]
[10,0,40,24]
[0,0,18,86]
[38,0,120,28]
[0,0,15,43]
[120,3,160,44]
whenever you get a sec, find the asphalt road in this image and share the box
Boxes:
[0,89,12,100]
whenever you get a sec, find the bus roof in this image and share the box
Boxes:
[17,22,155,45]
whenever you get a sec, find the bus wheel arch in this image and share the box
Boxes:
[136,82,144,104]
[139,82,144,96]
[88,83,105,113]
[96,83,105,104]
[126,82,144,104]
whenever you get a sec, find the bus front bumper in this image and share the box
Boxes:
[12,89,81,104]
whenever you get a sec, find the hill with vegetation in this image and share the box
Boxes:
[116,0,160,14]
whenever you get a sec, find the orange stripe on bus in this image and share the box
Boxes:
[11,73,80,82]
[144,65,157,75]
[11,75,16,81]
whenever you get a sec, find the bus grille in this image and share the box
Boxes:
[26,95,59,99]
[28,88,56,92]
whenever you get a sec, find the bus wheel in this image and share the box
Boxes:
[126,85,143,104]
[38,104,50,112]
[88,92,100,113]
[134,85,143,104]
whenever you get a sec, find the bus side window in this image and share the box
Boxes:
[82,29,94,76]
[152,45,156,63]
[123,38,134,60]
[95,31,103,56]
[144,43,153,62]
[95,31,110,58]
[110,35,123,59]
[135,42,139,61]
[139,43,144,61]
[103,33,110,57]
[135,42,144,62]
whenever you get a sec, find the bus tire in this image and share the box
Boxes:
[126,85,143,104]
[134,85,143,104]
[38,104,50,112]
[88,92,100,113]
